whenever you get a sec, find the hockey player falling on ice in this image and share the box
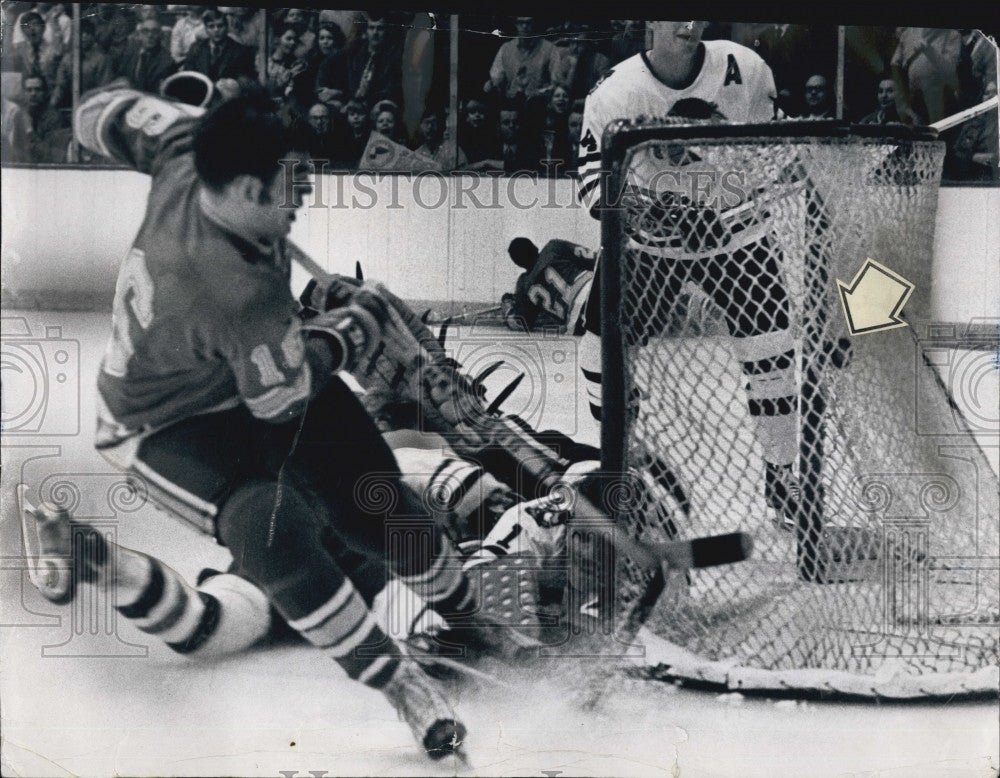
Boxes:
[501,237,597,334]
[45,81,530,760]
[576,20,802,525]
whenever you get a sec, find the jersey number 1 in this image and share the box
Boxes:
[104,248,154,377]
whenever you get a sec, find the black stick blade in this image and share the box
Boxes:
[437,317,452,347]
[688,532,754,568]
[487,372,524,414]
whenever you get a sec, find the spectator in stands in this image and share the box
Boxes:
[265,24,307,103]
[484,17,557,100]
[184,8,256,82]
[551,25,611,102]
[12,11,62,86]
[2,96,32,163]
[859,78,900,124]
[11,3,70,50]
[295,21,342,110]
[891,27,964,126]
[498,97,544,173]
[609,20,644,66]
[20,73,68,163]
[94,3,135,76]
[221,7,263,49]
[732,23,837,118]
[281,8,316,60]
[950,28,998,181]
[169,5,206,65]
[943,117,998,182]
[121,17,176,94]
[535,82,574,170]
[458,95,503,171]
[336,98,373,169]
[566,99,584,172]
[371,99,404,142]
[51,18,113,109]
[131,6,172,52]
[316,13,403,110]
[413,106,467,170]
[303,102,339,159]
[802,74,834,119]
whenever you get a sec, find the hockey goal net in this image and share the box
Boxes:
[598,120,999,698]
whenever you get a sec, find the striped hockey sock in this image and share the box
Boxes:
[281,576,401,688]
[732,329,798,467]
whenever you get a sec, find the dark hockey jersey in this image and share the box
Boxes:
[75,87,312,445]
[509,239,597,331]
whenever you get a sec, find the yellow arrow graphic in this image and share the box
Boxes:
[837,259,914,335]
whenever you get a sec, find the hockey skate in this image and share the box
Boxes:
[17,485,77,603]
[381,659,468,760]
[764,463,799,531]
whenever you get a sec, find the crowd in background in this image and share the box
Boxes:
[1,5,997,182]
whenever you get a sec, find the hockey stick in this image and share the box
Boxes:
[423,305,504,326]
[286,240,753,573]
[569,487,752,572]
[929,96,998,132]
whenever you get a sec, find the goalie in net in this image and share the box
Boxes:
[587,36,999,696]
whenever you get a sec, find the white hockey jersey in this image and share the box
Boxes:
[577,40,778,215]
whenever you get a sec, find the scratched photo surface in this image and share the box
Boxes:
[1,4,998,777]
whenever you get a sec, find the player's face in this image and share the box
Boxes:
[648,21,707,55]
[255,161,310,241]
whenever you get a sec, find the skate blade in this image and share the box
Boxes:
[16,484,74,603]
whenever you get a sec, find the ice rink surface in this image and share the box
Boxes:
[2,310,998,777]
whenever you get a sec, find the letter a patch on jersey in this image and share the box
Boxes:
[724,54,742,86]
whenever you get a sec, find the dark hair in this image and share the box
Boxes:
[79,19,95,36]
[344,98,367,116]
[19,11,44,28]
[317,22,346,46]
[201,7,225,24]
[508,237,539,269]
[498,95,525,115]
[668,97,719,120]
[194,95,295,191]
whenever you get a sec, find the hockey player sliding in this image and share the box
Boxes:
[501,237,597,335]
[576,20,802,525]
[54,82,524,760]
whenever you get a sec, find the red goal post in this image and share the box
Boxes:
[597,119,999,699]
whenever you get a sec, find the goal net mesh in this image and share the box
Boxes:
[599,122,999,698]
